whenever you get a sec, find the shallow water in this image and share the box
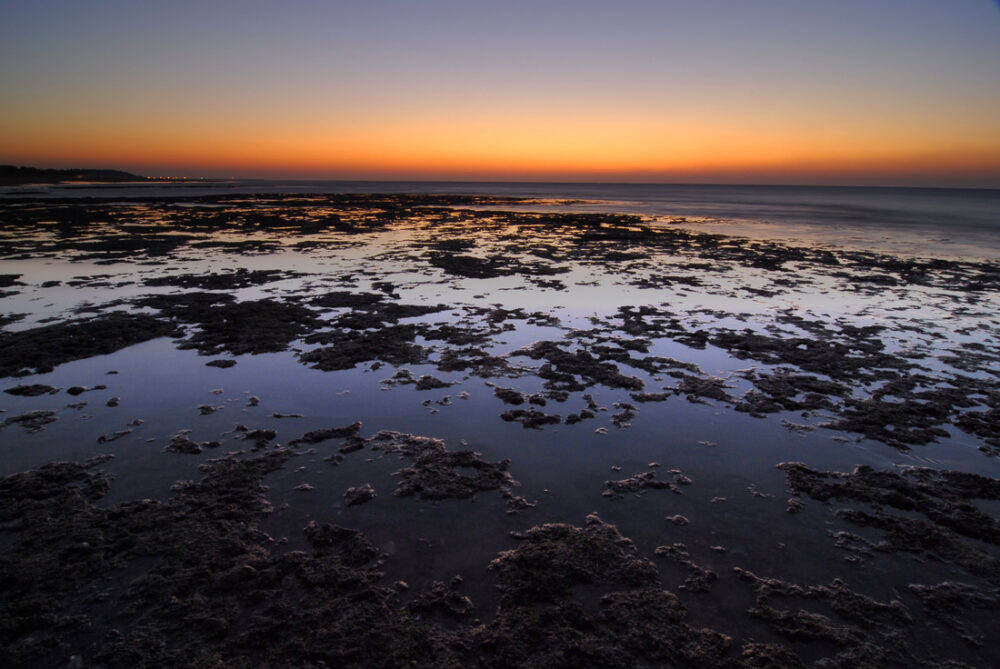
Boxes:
[2,188,1000,665]
[7,180,998,260]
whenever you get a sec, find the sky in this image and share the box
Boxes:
[1,0,999,186]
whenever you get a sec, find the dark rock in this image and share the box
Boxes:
[0,313,178,377]
[4,384,57,397]
[500,408,561,429]
[780,462,1000,583]
[604,468,690,499]
[300,325,427,371]
[165,434,206,454]
[512,341,644,391]
[630,391,670,403]
[610,401,637,428]
[414,375,451,391]
[144,268,303,290]
[369,430,515,501]
[96,428,134,444]
[406,580,474,618]
[824,397,951,449]
[489,513,659,603]
[344,483,376,506]
[493,386,526,405]
[673,374,733,403]
[1,410,57,432]
[289,421,363,446]
[242,429,277,449]
[654,543,718,592]
[180,299,321,356]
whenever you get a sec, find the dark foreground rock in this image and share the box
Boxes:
[344,483,376,506]
[0,450,993,668]
[603,468,691,499]
[0,313,178,377]
[368,430,516,500]
[780,461,1000,584]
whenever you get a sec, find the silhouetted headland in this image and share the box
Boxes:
[0,165,144,185]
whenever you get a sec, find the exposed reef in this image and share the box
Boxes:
[3,191,1000,667]
[368,430,515,501]
[0,313,178,377]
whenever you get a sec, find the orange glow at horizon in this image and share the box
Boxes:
[5,109,999,185]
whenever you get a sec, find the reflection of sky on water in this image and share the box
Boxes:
[2,193,1000,635]
[4,208,996,462]
[6,181,998,260]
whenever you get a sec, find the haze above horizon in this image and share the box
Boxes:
[1,0,999,188]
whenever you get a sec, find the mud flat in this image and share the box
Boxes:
[2,192,1000,666]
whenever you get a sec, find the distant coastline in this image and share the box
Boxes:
[0,165,151,186]
[0,165,217,186]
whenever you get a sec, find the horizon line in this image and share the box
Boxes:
[5,164,999,191]
[140,175,1000,192]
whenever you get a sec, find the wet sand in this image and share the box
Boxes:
[2,192,999,667]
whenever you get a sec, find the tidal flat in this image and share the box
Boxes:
[2,192,1000,667]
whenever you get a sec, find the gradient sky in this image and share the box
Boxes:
[1,0,999,186]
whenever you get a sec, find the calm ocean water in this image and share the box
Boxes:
[5,180,1000,259]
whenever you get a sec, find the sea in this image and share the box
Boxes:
[2,179,1000,663]
[4,180,1000,260]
